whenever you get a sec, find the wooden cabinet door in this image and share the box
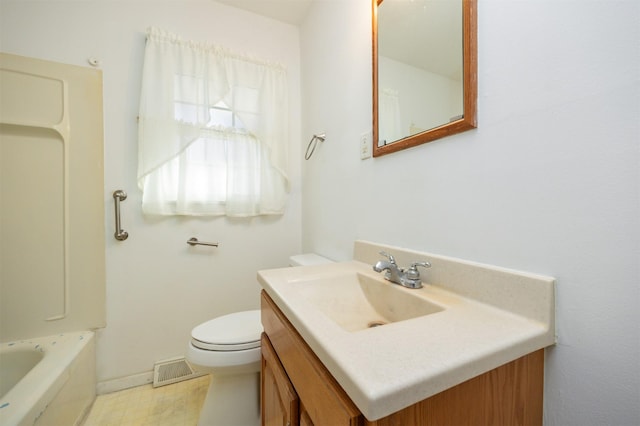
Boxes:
[299,405,314,426]
[262,292,363,426]
[262,333,299,426]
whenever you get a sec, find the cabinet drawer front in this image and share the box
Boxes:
[261,291,362,426]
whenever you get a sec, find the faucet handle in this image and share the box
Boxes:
[406,261,431,280]
[379,251,396,264]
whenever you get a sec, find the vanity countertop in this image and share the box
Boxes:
[258,241,555,421]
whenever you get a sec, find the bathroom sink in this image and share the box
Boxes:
[258,244,555,421]
[290,272,444,332]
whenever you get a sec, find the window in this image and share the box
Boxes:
[137,28,289,217]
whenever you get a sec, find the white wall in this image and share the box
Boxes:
[1,0,302,384]
[301,1,639,425]
[379,55,462,136]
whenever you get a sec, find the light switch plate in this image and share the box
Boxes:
[360,131,372,160]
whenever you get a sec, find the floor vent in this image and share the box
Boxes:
[152,356,206,388]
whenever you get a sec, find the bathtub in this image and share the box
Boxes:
[0,331,96,426]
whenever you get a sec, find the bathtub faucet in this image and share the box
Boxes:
[373,251,431,289]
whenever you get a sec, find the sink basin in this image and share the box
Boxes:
[290,272,444,332]
[258,245,556,421]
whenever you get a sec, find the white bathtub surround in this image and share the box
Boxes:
[258,240,555,420]
[0,53,105,343]
[0,331,96,426]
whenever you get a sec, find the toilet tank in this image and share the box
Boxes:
[289,253,333,267]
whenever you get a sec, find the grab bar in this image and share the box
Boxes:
[187,237,219,247]
[113,190,129,241]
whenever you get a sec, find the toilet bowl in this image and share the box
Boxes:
[187,310,262,426]
[188,253,332,426]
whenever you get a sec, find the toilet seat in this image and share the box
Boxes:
[191,310,262,352]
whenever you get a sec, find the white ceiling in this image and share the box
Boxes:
[214,0,313,25]
[215,0,462,79]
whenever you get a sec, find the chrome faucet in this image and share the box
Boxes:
[373,251,431,289]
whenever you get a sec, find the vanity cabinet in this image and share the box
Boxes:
[261,291,361,426]
[261,291,545,426]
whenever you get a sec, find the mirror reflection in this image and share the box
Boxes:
[373,0,477,157]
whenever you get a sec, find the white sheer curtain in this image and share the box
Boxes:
[137,27,289,216]
[379,88,402,146]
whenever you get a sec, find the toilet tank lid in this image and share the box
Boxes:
[191,310,262,345]
[289,253,334,266]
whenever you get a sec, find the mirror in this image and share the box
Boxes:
[373,0,477,157]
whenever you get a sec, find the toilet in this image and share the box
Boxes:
[187,253,332,426]
[288,253,334,267]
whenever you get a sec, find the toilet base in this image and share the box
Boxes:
[198,371,261,426]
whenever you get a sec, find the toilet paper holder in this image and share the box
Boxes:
[187,237,219,247]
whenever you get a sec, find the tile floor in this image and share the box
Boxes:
[82,375,210,426]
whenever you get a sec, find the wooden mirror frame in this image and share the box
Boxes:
[372,0,477,157]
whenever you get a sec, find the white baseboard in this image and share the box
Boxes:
[97,371,154,395]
